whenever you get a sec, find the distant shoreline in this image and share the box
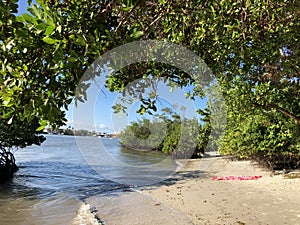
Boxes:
[41,131,118,138]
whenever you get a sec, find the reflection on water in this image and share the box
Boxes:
[0,135,171,225]
[76,136,177,186]
[120,146,169,165]
[0,192,81,225]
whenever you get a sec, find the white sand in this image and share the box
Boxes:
[142,158,300,225]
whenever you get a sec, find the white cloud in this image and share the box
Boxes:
[98,123,110,130]
[71,121,96,131]
[63,120,113,132]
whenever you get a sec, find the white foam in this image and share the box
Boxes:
[73,203,101,225]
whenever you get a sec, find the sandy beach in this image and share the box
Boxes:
[142,157,300,225]
[77,157,300,225]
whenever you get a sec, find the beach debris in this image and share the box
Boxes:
[212,175,262,181]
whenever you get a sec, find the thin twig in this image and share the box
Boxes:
[114,0,143,33]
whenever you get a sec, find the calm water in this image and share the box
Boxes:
[0,135,174,225]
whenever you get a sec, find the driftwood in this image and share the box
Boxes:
[0,147,18,182]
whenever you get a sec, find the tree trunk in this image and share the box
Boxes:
[0,148,19,183]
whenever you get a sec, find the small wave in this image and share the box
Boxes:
[73,203,102,225]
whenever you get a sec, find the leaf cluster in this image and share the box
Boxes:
[119,109,211,158]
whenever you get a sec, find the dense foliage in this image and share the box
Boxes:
[119,107,211,158]
[109,0,300,169]
[0,0,152,180]
[0,0,299,177]
[119,117,208,158]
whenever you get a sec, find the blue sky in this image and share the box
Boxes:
[17,0,30,14]
[17,1,207,133]
[70,74,207,133]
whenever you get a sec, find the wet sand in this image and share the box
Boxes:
[0,193,82,225]
[81,157,300,225]
[85,192,193,225]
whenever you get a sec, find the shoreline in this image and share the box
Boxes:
[75,157,300,225]
[73,203,102,225]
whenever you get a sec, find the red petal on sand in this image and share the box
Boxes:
[212,176,262,181]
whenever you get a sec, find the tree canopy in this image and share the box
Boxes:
[0,0,299,172]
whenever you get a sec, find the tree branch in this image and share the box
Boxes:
[253,102,300,125]
[114,1,143,33]
[269,103,300,125]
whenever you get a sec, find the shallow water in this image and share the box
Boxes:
[0,135,173,225]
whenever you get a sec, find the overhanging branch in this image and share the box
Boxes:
[269,103,300,125]
[253,102,300,125]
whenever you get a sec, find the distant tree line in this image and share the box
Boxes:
[119,107,212,159]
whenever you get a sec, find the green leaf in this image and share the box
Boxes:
[130,31,144,39]
[22,13,37,24]
[36,120,48,131]
[2,112,13,119]
[35,22,48,31]
[43,36,60,44]
[36,0,46,7]
[45,25,56,36]
[16,15,26,22]
[32,4,42,19]
[74,36,85,46]
[2,96,12,106]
